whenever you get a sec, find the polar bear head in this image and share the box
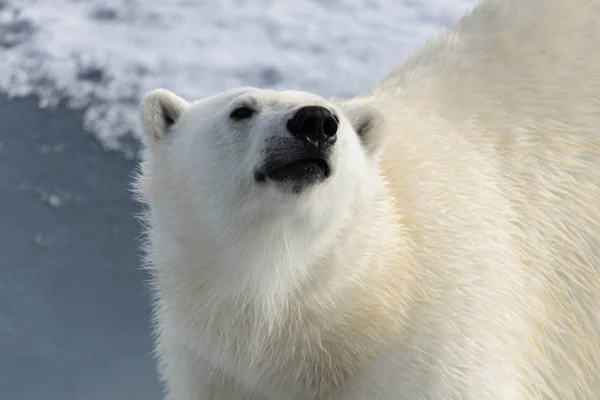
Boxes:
[136,87,388,290]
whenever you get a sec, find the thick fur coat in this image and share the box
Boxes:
[134,0,600,398]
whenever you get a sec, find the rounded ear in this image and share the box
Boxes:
[339,99,387,158]
[139,89,189,144]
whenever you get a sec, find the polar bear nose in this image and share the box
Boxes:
[287,106,338,149]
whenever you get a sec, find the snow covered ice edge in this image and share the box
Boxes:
[0,0,474,154]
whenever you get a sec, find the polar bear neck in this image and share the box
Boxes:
[144,178,419,397]
[144,173,413,326]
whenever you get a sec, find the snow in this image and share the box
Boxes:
[0,0,475,152]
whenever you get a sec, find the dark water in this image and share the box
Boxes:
[0,95,162,400]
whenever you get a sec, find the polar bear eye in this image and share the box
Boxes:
[230,106,255,121]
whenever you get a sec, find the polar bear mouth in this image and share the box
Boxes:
[256,158,331,186]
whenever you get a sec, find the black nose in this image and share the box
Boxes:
[287,106,338,149]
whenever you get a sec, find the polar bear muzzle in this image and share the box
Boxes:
[254,105,338,193]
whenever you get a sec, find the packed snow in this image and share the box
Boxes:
[0,0,475,152]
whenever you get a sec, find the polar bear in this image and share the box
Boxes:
[133,0,600,399]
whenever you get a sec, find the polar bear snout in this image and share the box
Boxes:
[250,105,339,193]
[287,106,339,152]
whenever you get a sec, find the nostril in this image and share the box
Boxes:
[322,115,338,140]
[324,132,337,146]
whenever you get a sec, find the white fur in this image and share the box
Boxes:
[134,0,600,399]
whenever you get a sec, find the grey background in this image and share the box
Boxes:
[0,95,162,400]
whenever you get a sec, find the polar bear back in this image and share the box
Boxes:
[369,0,600,397]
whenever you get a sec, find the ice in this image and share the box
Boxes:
[0,0,475,152]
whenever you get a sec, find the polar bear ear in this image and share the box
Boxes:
[341,99,387,158]
[139,89,189,144]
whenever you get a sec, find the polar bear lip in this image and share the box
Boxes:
[259,158,331,186]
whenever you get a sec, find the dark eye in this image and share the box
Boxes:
[230,106,255,121]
